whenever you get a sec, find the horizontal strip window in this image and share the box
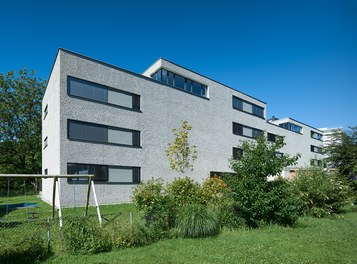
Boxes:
[311,131,322,140]
[68,120,140,147]
[279,122,302,134]
[310,145,322,154]
[232,96,264,118]
[68,76,140,111]
[151,69,208,98]
[233,147,243,160]
[310,159,323,166]
[67,163,141,183]
[233,122,263,139]
[44,137,48,149]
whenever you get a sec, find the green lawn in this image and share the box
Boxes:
[45,208,357,264]
[2,195,357,263]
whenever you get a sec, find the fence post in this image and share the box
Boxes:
[47,217,51,250]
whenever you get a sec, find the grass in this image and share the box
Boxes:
[2,195,357,263]
[45,208,357,264]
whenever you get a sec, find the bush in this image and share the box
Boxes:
[0,234,51,264]
[167,177,205,207]
[291,168,352,217]
[132,178,174,229]
[62,218,112,254]
[112,221,155,248]
[176,204,220,238]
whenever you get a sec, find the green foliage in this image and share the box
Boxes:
[291,168,352,217]
[325,126,357,177]
[112,221,156,248]
[167,177,204,207]
[132,178,174,229]
[62,218,112,254]
[227,135,302,228]
[201,177,233,206]
[0,68,46,193]
[165,120,197,174]
[0,234,51,264]
[176,204,220,238]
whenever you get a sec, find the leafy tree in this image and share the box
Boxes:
[325,126,357,178]
[0,68,46,191]
[226,135,302,227]
[165,120,197,175]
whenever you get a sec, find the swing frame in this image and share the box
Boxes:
[0,174,102,227]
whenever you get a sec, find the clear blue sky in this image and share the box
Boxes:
[1,0,356,129]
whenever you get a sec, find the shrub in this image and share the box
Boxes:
[291,168,352,217]
[176,204,220,238]
[132,178,174,229]
[0,234,51,264]
[202,177,233,206]
[62,218,112,254]
[167,177,205,207]
[112,221,155,249]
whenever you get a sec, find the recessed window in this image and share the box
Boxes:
[232,96,264,118]
[311,131,323,140]
[44,169,48,175]
[233,122,263,139]
[43,104,48,119]
[310,145,322,154]
[151,69,208,98]
[310,159,323,166]
[67,163,140,183]
[68,76,140,111]
[44,137,48,149]
[268,133,277,142]
[68,120,140,147]
[279,122,302,134]
[233,147,243,160]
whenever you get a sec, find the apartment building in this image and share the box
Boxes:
[42,49,323,206]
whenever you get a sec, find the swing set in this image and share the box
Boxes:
[0,174,102,227]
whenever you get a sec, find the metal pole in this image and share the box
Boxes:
[56,179,63,228]
[91,180,102,227]
[51,177,57,219]
[85,179,92,216]
[47,217,51,250]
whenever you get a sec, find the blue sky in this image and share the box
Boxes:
[1,0,356,129]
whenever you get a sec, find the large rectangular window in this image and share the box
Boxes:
[151,69,208,98]
[68,120,140,147]
[68,76,140,111]
[279,122,302,134]
[233,122,263,139]
[310,145,322,154]
[311,131,323,140]
[232,147,243,160]
[67,163,140,183]
[232,96,264,118]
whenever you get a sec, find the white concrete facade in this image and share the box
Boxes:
[42,49,324,207]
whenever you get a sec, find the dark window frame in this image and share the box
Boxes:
[44,136,48,149]
[232,95,265,119]
[311,131,323,141]
[310,145,322,154]
[67,76,141,112]
[279,122,302,134]
[67,119,141,148]
[67,163,141,184]
[232,122,263,139]
[232,147,244,160]
[43,104,48,120]
[151,69,208,99]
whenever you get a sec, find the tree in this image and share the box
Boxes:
[165,120,197,175]
[0,68,46,191]
[325,126,357,178]
[226,135,302,227]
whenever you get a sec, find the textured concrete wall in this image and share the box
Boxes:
[43,49,323,207]
[41,53,61,205]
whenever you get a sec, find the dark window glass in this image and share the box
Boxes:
[68,120,140,147]
[310,145,322,153]
[185,79,192,92]
[168,72,174,86]
[44,137,48,149]
[175,74,185,89]
[279,122,302,133]
[44,104,48,119]
[192,81,202,95]
[68,77,140,111]
[201,85,207,97]
[67,163,140,183]
[44,169,48,175]
[233,122,243,135]
[311,131,322,140]
[252,129,263,138]
[268,133,276,142]
[252,105,264,118]
[232,96,243,110]
[233,96,264,118]
[233,147,243,160]
[161,69,168,83]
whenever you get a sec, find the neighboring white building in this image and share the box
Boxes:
[42,49,324,206]
[319,127,343,148]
